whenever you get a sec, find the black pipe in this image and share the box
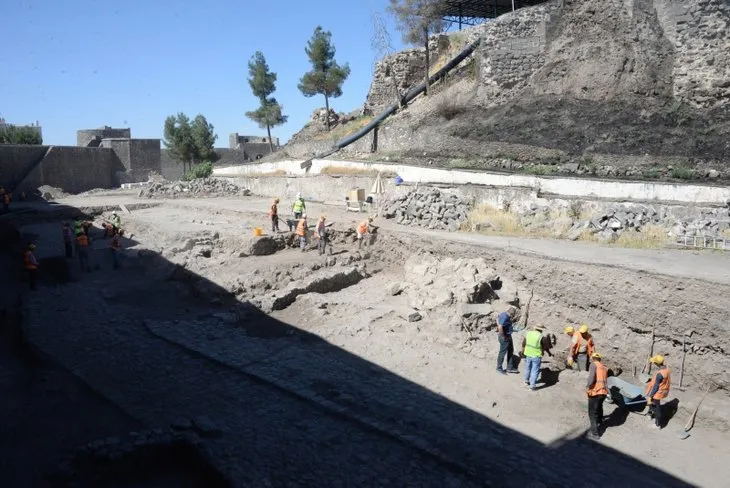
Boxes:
[303,38,482,168]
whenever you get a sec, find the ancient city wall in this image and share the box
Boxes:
[0,144,123,194]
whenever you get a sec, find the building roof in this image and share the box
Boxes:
[439,0,549,20]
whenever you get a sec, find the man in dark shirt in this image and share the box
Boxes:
[496,307,519,374]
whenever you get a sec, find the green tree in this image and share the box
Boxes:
[191,114,218,163]
[246,98,288,153]
[0,124,43,144]
[245,51,287,152]
[298,26,351,130]
[163,113,218,173]
[388,0,444,96]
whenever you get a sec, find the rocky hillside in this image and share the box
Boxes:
[282,0,730,181]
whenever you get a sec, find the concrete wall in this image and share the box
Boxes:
[214,159,730,206]
[0,144,123,194]
[77,127,131,147]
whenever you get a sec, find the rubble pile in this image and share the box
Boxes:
[570,203,730,242]
[139,178,251,199]
[382,188,471,231]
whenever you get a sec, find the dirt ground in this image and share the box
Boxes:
[3,191,730,487]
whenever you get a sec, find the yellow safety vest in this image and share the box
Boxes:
[524,330,543,358]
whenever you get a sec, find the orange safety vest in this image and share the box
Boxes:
[587,362,608,397]
[23,250,37,270]
[645,367,671,400]
[571,332,595,357]
[76,235,89,248]
[357,221,368,234]
[295,219,307,237]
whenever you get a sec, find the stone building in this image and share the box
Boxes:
[76,126,161,183]
[228,133,279,160]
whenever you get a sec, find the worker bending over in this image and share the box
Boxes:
[292,193,306,220]
[316,215,330,256]
[295,214,308,252]
[23,244,39,291]
[357,217,374,250]
[645,355,671,430]
[269,198,280,232]
[586,352,608,440]
[521,324,552,390]
[569,324,595,371]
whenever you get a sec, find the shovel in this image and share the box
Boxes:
[677,384,713,440]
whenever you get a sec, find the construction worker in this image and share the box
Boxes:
[110,229,123,269]
[23,244,39,291]
[586,352,608,440]
[569,324,595,372]
[74,219,84,237]
[521,324,553,390]
[62,222,74,258]
[111,211,121,231]
[316,215,331,256]
[269,198,280,232]
[295,213,308,252]
[496,306,519,375]
[645,355,671,430]
[292,193,306,220]
[76,229,91,272]
[357,217,374,249]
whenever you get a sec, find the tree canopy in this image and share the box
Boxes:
[0,124,43,144]
[245,51,287,152]
[163,113,218,172]
[388,0,445,96]
[298,26,351,130]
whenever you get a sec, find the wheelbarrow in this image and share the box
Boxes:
[606,376,648,414]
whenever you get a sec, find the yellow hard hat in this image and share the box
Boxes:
[274,198,280,203]
[650,354,664,366]
[591,352,602,359]
[320,214,327,220]
[564,326,575,334]
[579,324,589,334]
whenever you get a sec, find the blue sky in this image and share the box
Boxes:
[0,0,413,146]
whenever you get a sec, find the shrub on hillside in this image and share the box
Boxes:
[182,161,213,181]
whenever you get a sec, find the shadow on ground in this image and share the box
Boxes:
[0,199,694,487]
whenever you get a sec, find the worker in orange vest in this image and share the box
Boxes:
[76,230,92,272]
[569,324,595,371]
[23,244,39,291]
[110,229,123,269]
[645,355,671,430]
[269,198,280,233]
[295,214,308,252]
[357,217,374,249]
[586,352,608,440]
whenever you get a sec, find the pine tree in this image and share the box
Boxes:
[245,51,287,152]
[163,113,218,172]
[388,0,444,96]
[298,27,351,130]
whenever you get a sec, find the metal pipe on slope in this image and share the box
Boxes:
[301,38,482,170]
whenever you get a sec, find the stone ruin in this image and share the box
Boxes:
[382,188,471,231]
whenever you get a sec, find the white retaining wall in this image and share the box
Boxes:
[214,159,730,206]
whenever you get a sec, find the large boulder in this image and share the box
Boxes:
[240,235,286,257]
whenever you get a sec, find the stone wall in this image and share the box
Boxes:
[101,138,161,183]
[77,127,131,147]
[160,148,272,181]
[0,144,123,194]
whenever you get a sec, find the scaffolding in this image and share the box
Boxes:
[439,0,550,29]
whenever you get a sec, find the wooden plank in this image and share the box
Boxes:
[119,204,131,215]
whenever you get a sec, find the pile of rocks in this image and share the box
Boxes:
[138,178,251,199]
[382,188,471,231]
[570,203,730,242]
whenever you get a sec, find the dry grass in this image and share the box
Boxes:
[466,204,527,235]
[320,166,396,178]
[311,116,373,142]
[578,224,670,249]
[243,169,287,177]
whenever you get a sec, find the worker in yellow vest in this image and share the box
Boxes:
[645,355,671,430]
[521,324,552,391]
[292,193,306,220]
[586,352,608,440]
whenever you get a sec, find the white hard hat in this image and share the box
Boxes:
[296,193,301,199]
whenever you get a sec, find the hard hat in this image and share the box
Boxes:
[302,213,307,218]
[320,214,327,219]
[591,352,602,359]
[579,324,589,334]
[112,211,117,215]
[368,217,374,222]
[274,198,280,203]
[28,244,36,250]
[564,326,575,334]
[650,354,664,366]
[296,193,301,199]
